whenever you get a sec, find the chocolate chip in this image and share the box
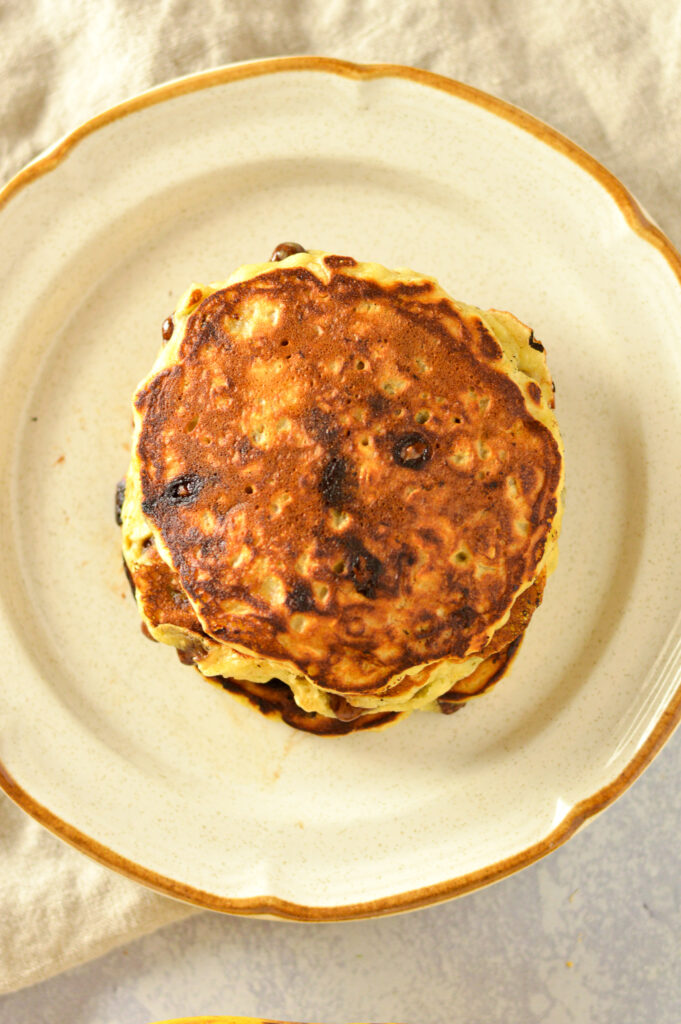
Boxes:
[142,473,204,515]
[328,693,367,721]
[350,550,381,597]
[166,474,203,503]
[344,536,382,598]
[176,639,208,665]
[392,431,432,469]
[437,697,466,715]
[115,478,126,525]
[161,316,174,342]
[270,242,306,262]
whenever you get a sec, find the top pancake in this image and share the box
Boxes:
[131,252,563,694]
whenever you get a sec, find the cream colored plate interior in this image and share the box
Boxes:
[1,59,681,917]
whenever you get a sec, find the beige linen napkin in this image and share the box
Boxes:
[1,0,679,998]
[0,795,194,994]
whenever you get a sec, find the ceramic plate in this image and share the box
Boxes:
[2,58,681,919]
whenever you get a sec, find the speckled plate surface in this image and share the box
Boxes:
[1,58,681,920]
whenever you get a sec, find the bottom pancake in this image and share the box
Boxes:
[210,674,402,735]
[183,634,523,735]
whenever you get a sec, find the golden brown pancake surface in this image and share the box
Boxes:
[131,252,563,695]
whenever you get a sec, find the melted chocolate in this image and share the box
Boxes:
[270,241,307,262]
[162,316,174,342]
[115,478,126,526]
[392,431,432,469]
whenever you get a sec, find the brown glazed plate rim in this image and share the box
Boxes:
[1,57,681,921]
[147,1018,401,1024]
[147,1018,402,1023]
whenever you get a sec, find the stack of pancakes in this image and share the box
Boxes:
[120,249,564,734]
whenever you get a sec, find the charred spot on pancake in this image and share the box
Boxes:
[270,242,307,262]
[413,613,439,639]
[237,436,252,460]
[323,254,357,269]
[392,431,432,469]
[344,535,382,598]
[195,315,225,348]
[161,316,174,342]
[142,473,204,515]
[286,580,315,612]
[528,331,544,352]
[304,407,338,444]
[368,392,390,417]
[319,456,351,507]
[451,604,477,629]
[115,478,126,526]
